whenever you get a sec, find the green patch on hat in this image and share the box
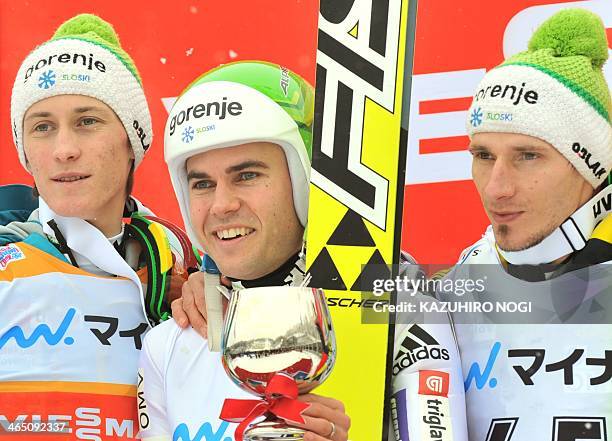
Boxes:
[501,9,611,122]
[51,13,142,85]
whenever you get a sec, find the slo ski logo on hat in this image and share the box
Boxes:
[37,70,56,89]
[182,126,195,144]
[470,107,483,127]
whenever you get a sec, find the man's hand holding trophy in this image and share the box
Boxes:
[220,286,337,441]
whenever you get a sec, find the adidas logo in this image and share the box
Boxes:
[393,324,450,376]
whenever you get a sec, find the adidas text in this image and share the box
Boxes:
[393,347,450,376]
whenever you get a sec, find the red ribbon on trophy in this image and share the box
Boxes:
[220,373,310,441]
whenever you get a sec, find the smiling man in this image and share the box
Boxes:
[138,61,350,441]
[185,141,304,281]
[446,9,612,439]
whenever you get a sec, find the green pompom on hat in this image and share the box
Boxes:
[54,13,122,47]
[528,8,609,67]
[466,8,612,188]
[11,13,152,170]
[51,13,142,85]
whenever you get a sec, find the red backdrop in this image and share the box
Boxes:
[1,0,610,266]
[402,0,612,265]
[0,0,319,229]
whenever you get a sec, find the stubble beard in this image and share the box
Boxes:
[495,223,556,252]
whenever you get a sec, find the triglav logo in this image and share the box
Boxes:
[470,107,483,127]
[418,371,452,440]
[419,370,450,397]
[25,52,106,83]
[426,375,444,394]
[38,70,56,89]
[169,98,242,136]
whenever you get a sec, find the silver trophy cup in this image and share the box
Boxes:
[221,286,336,441]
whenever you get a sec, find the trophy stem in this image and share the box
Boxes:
[243,412,306,441]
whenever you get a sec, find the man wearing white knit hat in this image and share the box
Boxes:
[428,8,612,440]
[0,14,191,438]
